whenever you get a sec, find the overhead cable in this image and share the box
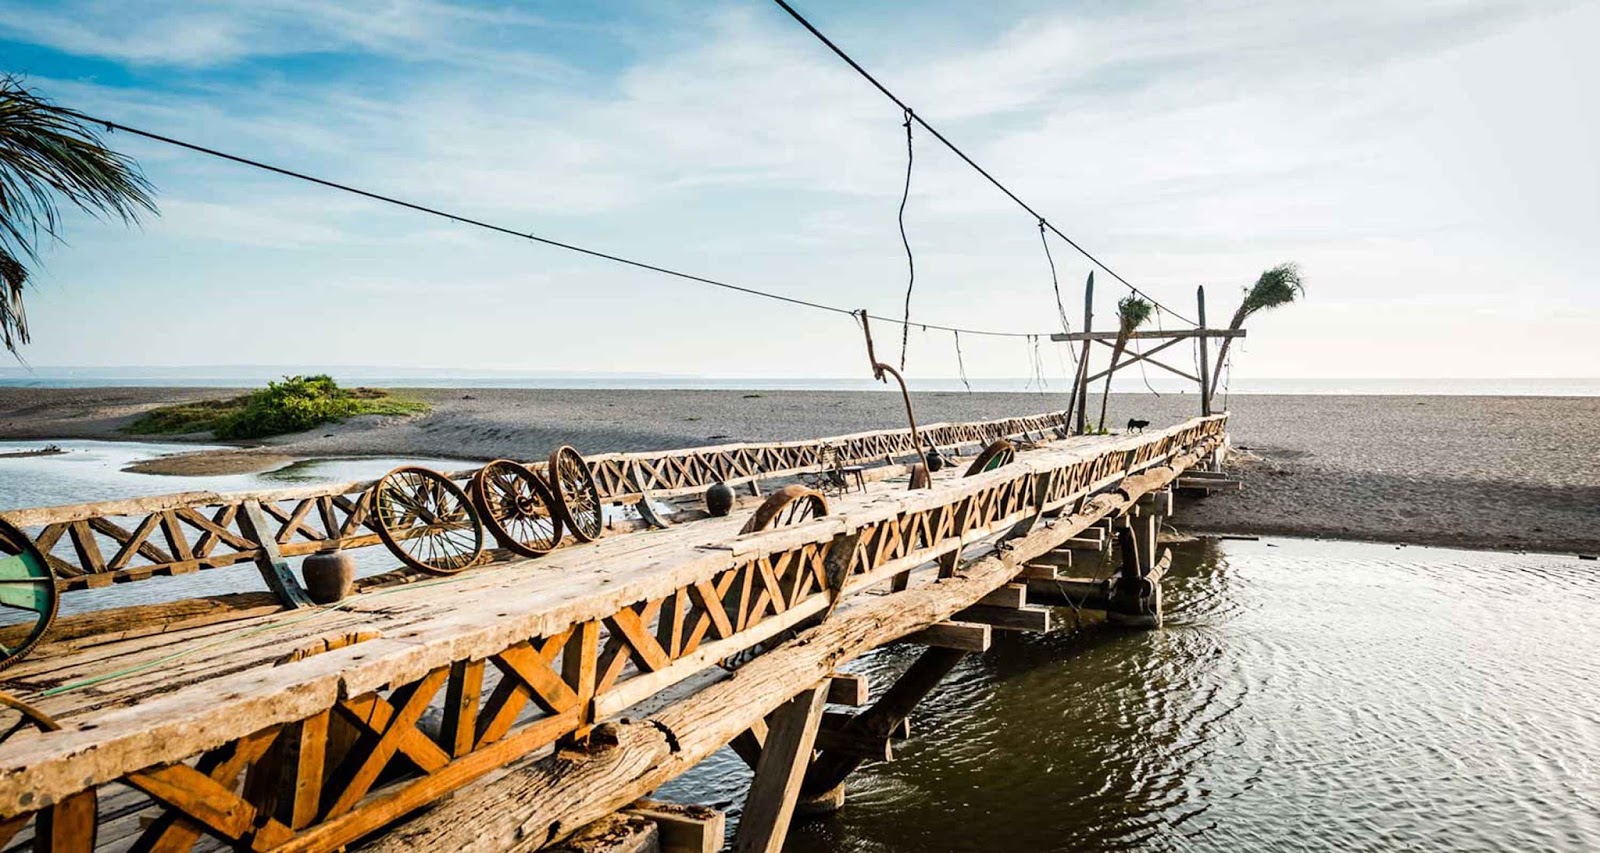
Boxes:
[75,111,1051,340]
[768,0,1198,326]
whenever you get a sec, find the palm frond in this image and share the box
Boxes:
[0,245,26,352]
[1230,262,1304,327]
[1209,262,1306,403]
[1115,294,1153,334]
[0,74,156,355]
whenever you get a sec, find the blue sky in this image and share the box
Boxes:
[2,0,1597,380]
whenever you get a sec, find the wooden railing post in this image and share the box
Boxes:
[1198,286,1213,416]
[563,621,601,742]
[237,500,312,608]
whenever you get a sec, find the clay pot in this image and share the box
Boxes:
[925,447,945,473]
[705,481,736,517]
[302,552,356,604]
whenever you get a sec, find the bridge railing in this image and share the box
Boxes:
[0,409,1072,593]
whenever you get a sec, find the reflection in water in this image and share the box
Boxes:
[657,538,1600,852]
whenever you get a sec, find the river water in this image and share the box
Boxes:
[660,537,1600,852]
[4,442,1597,849]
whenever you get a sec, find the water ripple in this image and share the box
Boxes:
[660,538,1600,852]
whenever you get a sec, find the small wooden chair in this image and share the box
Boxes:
[809,445,867,494]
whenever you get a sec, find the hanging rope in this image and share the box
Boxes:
[1041,219,1070,335]
[1033,335,1049,393]
[769,0,1200,326]
[897,108,916,370]
[1130,337,1162,397]
[1023,335,1048,392]
[953,330,971,392]
[1222,348,1234,410]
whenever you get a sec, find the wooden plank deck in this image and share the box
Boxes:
[0,415,1227,852]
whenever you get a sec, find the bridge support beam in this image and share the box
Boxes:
[797,646,968,815]
[1107,508,1168,628]
[732,683,829,853]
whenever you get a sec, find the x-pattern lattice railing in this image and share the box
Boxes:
[1,410,1071,592]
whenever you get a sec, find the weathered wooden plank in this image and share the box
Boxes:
[624,800,723,853]
[825,673,869,707]
[236,500,312,609]
[953,604,1053,633]
[976,583,1027,609]
[902,621,991,652]
[731,683,828,853]
[358,443,1217,851]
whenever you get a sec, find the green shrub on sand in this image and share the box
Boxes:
[125,375,428,440]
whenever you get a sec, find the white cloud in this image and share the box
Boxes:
[6,0,1599,379]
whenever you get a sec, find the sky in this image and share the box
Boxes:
[1,0,1597,381]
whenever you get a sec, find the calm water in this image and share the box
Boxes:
[659,537,1600,852]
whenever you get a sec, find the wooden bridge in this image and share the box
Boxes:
[0,410,1227,852]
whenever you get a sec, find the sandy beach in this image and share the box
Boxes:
[1,386,1597,555]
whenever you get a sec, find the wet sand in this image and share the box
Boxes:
[1,386,1596,554]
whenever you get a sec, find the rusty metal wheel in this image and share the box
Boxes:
[964,439,1016,477]
[473,460,562,557]
[0,690,59,743]
[728,485,832,673]
[0,516,57,673]
[739,484,829,534]
[371,466,485,575]
[548,446,604,543]
[722,485,832,671]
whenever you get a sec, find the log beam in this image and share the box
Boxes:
[825,674,869,707]
[901,621,991,652]
[800,646,968,805]
[731,684,828,853]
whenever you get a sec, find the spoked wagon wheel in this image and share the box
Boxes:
[472,460,562,557]
[0,516,57,673]
[722,485,833,671]
[0,690,60,743]
[371,466,485,575]
[964,439,1016,477]
[548,446,604,543]
[739,485,829,534]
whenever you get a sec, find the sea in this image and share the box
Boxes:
[1,367,1598,396]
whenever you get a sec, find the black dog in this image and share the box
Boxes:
[1126,418,1150,433]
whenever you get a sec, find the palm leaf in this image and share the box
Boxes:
[1228,262,1304,328]
[1210,262,1305,402]
[1097,295,1153,430]
[0,75,156,354]
[1115,294,1153,334]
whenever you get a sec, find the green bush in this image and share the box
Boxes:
[125,375,428,439]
